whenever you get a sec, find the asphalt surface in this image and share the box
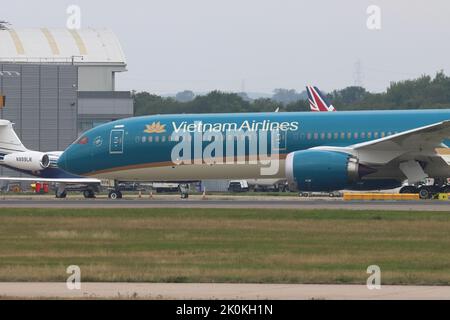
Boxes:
[0,283,449,299]
[0,197,449,211]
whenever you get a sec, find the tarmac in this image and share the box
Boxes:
[0,195,449,211]
[0,283,449,300]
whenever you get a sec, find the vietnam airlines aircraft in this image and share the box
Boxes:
[307,85,336,112]
[57,109,450,199]
[0,120,101,198]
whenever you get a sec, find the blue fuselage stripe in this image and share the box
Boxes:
[58,109,450,175]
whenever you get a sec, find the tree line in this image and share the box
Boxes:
[133,71,450,116]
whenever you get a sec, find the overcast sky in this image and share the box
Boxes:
[4,0,450,94]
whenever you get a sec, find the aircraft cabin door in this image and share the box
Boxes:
[273,130,287,151]
[110,129,124,154]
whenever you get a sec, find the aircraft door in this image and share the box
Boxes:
[273,130,287,151]
[110,129,124,154]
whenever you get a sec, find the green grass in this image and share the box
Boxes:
[0,208,450,285]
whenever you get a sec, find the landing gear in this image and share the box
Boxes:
[83,189,96,199]
[55,190,67,199]
[108,190,123,200]
[55,183,67,199]
[400,183,450,200]
[417,185,439,200]
[418,187,432,200]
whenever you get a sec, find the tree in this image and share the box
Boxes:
[133,71,450,116]
[175,90,195,102]
[329,86,368,105]
[272,89,303,105]
[0,20,10,30]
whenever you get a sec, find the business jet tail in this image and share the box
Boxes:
[0,120,27,155]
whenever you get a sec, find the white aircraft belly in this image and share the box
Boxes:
[93,161,286,181]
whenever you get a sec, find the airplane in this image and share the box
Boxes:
[306,85,336,112]
[57,109,450,200]
[0,119,101,198]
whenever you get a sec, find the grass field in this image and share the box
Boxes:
[0,208,450,285]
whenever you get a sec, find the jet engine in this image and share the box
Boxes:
[3,151,50,171]
[285,150,375,191]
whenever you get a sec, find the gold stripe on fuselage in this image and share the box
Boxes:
[85,154,288,178]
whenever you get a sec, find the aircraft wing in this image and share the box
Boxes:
[313,120,450,165]
[0,177,101,184]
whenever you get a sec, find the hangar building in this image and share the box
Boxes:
[0,28,133,178]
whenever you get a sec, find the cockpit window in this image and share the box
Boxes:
[74,136,89,145]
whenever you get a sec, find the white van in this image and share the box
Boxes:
[228,180,249,192]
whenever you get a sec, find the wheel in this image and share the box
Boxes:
[109,190,122,199]
[300,192,309,197]
[55,190,67,199]
[399,186,418,194]
[418,187,431,200]
[83,190,95,198]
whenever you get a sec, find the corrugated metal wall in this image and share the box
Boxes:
[201,180,230,192]
[0,63,78,177]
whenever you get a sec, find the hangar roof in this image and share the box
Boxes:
[0,28,126,65]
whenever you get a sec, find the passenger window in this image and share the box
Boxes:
[307,133,312,140]
[334,133,338,139]
[320,133,325,140]
[340,133,345,139]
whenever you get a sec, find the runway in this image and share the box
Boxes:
[0,282,449,299]
[0,197,449,211]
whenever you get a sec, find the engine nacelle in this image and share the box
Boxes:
[285,150,364,191]
[3,151,50,171]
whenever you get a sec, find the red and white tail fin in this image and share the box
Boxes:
[306,85,336,112]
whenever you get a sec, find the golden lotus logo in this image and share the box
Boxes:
[144,121,166,134]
